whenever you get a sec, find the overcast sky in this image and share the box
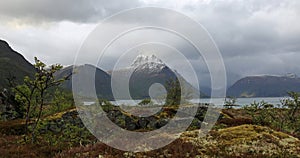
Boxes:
[0,0,299,87]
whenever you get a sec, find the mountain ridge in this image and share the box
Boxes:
[0,39,35,89]
[227,74,300,97]
[58,54,207,100]
[114,54,206,99]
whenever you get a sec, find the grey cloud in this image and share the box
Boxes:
[0,0,142,23]
[1,0,300,88]
[142,1,300,85]
[185,0,300,79]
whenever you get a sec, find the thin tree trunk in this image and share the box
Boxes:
[31,90,44,143]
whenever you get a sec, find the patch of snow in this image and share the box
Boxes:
[129,54,166,71]
[249,73,298,78]
[250,74,281,77]
[285,73,297,78]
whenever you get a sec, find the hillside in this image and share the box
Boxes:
[227,74,300,97]
[0,40,35,88]
[55,64,113,100]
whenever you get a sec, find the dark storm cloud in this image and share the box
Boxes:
[0,0,141,23]
[192,0,300,57]
[181,0,300,85]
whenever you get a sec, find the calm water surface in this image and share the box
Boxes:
[108,97,288,107]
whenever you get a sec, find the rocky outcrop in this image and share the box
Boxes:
[41,105,215,134]
[104,106,214,131]
[0,89,23,120]
[39,110,85,134]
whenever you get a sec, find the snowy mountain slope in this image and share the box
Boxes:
[113,54,207,99]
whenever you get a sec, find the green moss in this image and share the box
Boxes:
[44,108,77,121]
[216,125,291,144]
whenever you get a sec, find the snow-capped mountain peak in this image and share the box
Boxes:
[130,54,166,70]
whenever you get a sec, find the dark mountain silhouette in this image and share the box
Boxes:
[0,40,35,88]
[55,64,113,100]
[227,74,300,97]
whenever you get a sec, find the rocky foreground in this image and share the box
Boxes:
[1,106,300,158]
[57,124,300,158]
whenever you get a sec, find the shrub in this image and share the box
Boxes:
[11,57,71,143]
[244,92,300,138]
[244,101,273,126]
[224,97,239,109]
[138,98,153,106]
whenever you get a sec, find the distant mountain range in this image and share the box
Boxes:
[55,64,113,99]
[58,54,205,100]
[1,39,300,98]
[227,74,300,97]
[0,40,35,89]
[110,54,206,99]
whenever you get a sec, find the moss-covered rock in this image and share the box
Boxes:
[184,125,300,157]
[55,124,300,158]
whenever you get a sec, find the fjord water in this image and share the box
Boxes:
[109,97,287,107]
[192,97,288,107]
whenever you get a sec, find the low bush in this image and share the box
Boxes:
[244,92,300,138]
